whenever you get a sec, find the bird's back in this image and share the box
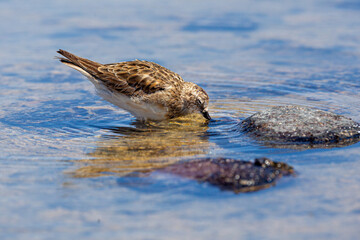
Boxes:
[57,49,184,97]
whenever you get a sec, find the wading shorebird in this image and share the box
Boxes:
[57,50,211,121]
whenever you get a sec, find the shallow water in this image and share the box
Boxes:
[1,0,360,239]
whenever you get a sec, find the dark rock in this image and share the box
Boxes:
[159,157,294,193]
[241,105,360,148]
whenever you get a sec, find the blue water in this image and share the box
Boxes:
[1,0,360,239]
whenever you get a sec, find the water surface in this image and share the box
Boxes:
[1,0,360,239]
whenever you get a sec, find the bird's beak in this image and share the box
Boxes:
[202,110,211,120]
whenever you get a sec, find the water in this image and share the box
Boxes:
[1,0,360,239]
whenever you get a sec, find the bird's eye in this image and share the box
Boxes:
[196,99,202,105]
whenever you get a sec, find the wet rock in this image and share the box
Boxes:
[241,105,360,147]
[159,157,294,193]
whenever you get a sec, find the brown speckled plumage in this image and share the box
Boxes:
[57,49,211,121]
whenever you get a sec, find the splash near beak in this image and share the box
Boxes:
[202,110,211,120]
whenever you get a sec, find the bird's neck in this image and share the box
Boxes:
[180,82,197,113]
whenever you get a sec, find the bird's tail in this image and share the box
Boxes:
[57,49,102,79]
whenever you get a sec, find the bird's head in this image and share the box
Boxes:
[183,82,211,120]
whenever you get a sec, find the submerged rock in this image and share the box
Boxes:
[159,157,294,193]
[241,105,360,148]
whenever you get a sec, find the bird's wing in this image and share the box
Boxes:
[99,60,184,95]
[57,49,184,96]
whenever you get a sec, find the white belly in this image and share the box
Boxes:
[95,83,168,120]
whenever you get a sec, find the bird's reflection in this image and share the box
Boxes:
[71,114,214,178]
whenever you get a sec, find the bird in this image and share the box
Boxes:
[57,49,211,121]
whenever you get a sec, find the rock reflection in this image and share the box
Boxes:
[257,138,360,150]
[71,114,214,178]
